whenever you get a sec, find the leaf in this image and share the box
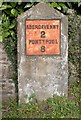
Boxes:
[2,17,10,29]
[18,2,22,5]
[0,4,12,10]
[57,6,61,10]
[78,2,81,7]
[24,3,33,8]
[17,8,24,14]
[12,20,16,26]
[0,0,3,8]
[10,30,15,38]
[51,2,58,8]
[58,3,67,11]
[49,2,61,10]
[9,24,15,29]
[10,2,17,7]
[11,9,18,17]
[2,13,7,21]
[2,31,10,39]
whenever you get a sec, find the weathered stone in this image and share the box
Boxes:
[17,3,68,103]
[68,10,81,84]
[0,43,16,102]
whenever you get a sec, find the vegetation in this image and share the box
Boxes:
[2,81,80,118]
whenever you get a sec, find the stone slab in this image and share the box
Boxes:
[17,3,68,103]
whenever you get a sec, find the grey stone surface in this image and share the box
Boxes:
[0,43,16,102]
[17,3,68,103]
[68,10,81,84]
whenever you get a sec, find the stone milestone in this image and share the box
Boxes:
[17,3,68,103]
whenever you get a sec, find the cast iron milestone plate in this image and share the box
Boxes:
[26,20,61,55]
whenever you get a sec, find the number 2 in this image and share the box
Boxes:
[41,31,45,38]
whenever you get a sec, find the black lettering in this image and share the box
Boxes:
[41,46,45,52]
[29,40,32,44]
[35,40,38,44]
[52,40,54,44]
[42,25,45,29]
[49,40,51,44]
[55,39,58,44]
[46,40,49,44]
[27,25,59,29]
[41,31,45,38]
[32,40,34,44]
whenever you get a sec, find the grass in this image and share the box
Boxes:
[2,81,80,119]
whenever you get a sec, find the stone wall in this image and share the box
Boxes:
[68,10,81,84]
[0,43,15,102]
